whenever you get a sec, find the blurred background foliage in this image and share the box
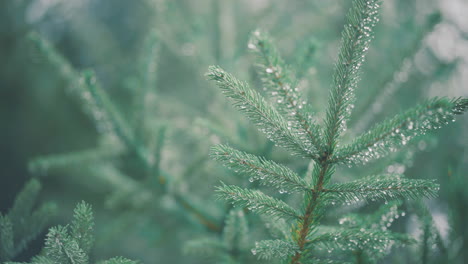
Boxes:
[1,0,467,263]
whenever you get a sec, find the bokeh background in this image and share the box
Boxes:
[1,0,467,263]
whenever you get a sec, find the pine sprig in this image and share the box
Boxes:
[97,257,140,264]
[0,179,56,262]
[222,209,249,251]
[134,29,159,138]
[324,174,439,205]
[183,237,226,258]
[251,239,299,260]
[205,0,468,263]
[17,202,139,264]
[333,97,468,165]
[44,226,88,264]
[337,201,405,231]
[324,0,381,152]
[294,37,318,81]
[211,144,309,193]
[28,139,125,174]
[206,66,319,159]
[70,202,94,255]
[248,30,322,154]
[306,228,415,252]
[8,179,41,228]
[216,183,301,220]
[0,214,14,260]
[80,71,144,159]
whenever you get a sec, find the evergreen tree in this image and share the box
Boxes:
[2,0,466,263]
[207,0,468,263]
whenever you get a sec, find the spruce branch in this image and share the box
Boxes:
[44,225,89,264]
[333,97,468,165]
[134,30,160,137]
[33,256,56,264]
[0,179,56,261]
[301,259,352,264]
[223,209,249,251]
[28,32,77,83]
[306,228,415,253]
[413,202,448,262]
[352,12,443,134]
[211,144,309,193]
[251,239,299,260]
[289,1,382,263]
[28,141,124,175]
[260,215,290,239]
[206,66,319,159]
[97,257,140,264]
[216,183,301,220]
[70,202,94,255]
[324,0,381,152]
[324,174,439,205]
[183,237,226,258]
[80,71,146,161]
[338,201,405,231]
[185,209,249,261]
[173,193,221,232]
[0,214,14,261]
[294,37,319,81]
[24,202,140,264]
[8,179,41,227]
[248,30,323,154]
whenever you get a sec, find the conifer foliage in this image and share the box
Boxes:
[5,201,138,264]
[0,179,56,262]
[207,0,468,263]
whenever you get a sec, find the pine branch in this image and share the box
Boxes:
[173,193,222,232]
[302,259,352,264]
[306,228,415,252]
[248,30,322,154]
[222,209,249,251]
[206,66,319,159]
[21,202,140,264]
[8,179,41,229]
[28,141,124,175]
[216,183,301,220]
[324,0,381,152]
[211,144,309,193]
[351,12,443,134]
[183,237,226,258]
[333,97,468,165]
[16,203,57,256]
[260,215,290,239]
[290,2,382,263]
[251,239,299,260]
[134,30,159,138]
[70,202,94,255]
[0,214,14,261]
[44,226,88,264]
[28,32,77,83]
[80,71,147,161]
[0,179,57,261]
[324,174,439,205]
[97,257,140,264]
[31,255,55,264]
[338,201,405,231]
[294,37,318,81]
